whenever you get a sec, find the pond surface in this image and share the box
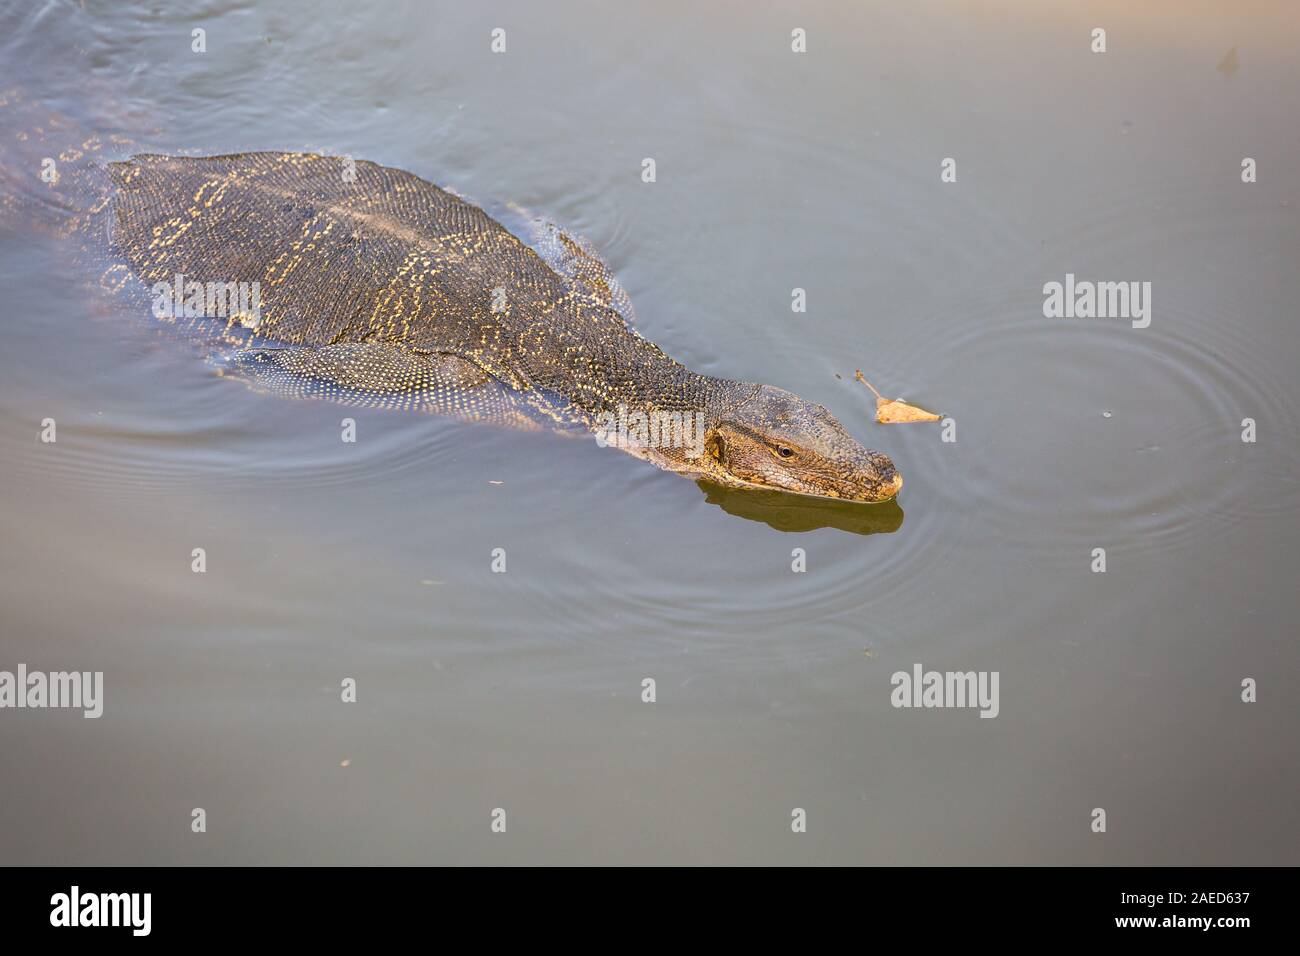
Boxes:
[1,0,1296,863]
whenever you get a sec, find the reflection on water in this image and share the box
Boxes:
[1,0,1297,865]
[699,481,904,535]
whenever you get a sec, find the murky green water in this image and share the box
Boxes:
[1,0,1296,864]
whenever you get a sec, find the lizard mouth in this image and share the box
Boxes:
[719,470,902,504]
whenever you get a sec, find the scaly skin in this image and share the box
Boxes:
[7,137,902,502]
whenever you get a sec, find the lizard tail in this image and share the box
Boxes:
[0,86,149,240]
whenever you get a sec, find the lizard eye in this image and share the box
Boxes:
[775,445,795,459]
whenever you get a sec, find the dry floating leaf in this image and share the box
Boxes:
[854,370,941,424]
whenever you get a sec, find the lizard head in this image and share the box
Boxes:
[703,384,902,503]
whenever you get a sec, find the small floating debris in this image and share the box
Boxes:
[854,371,941,424]
[488,480,503,485]
[1217,46,1238,77]
[339,759,351,768]
[1102,410,1113,418]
